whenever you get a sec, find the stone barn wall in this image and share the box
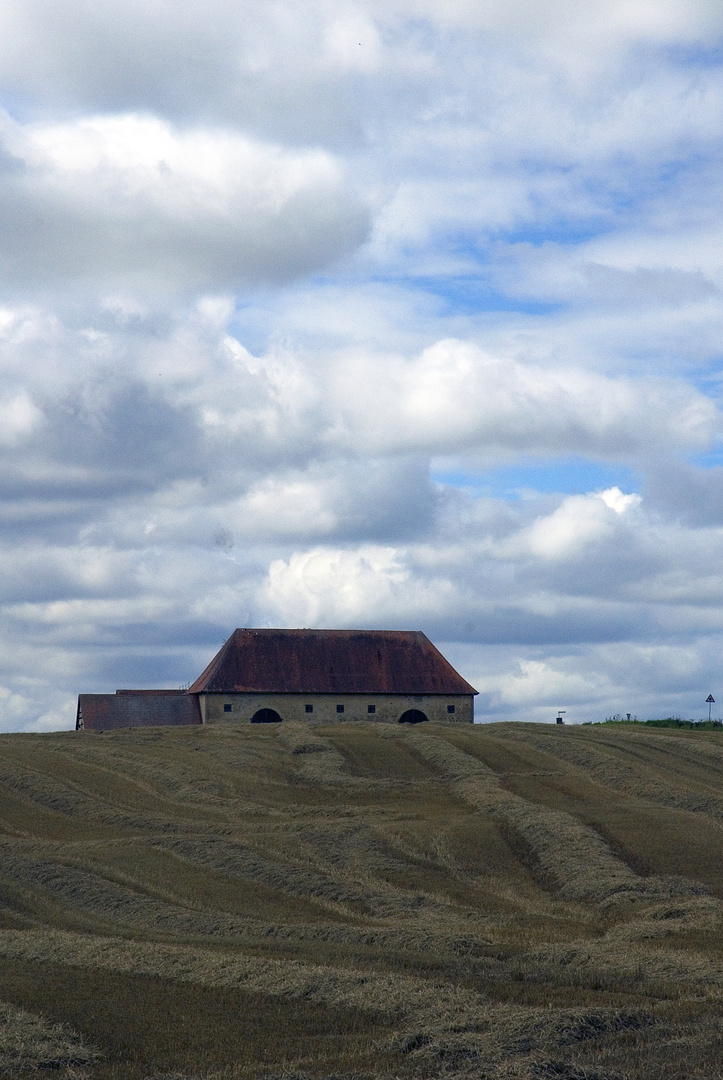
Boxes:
[200,692,474,725]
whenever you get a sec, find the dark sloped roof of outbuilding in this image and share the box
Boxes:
[77,690,202,731]
[188,629,477,695]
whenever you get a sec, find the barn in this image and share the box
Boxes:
[76,628,477,731]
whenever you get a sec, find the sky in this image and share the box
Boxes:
[1,0,723,729]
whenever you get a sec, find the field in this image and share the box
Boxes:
[1,720,723,1080]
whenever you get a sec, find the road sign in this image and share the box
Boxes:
[707,695,715,721]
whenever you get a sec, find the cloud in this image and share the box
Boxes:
[644,461,723,527]
[331,339,716,460]
[264,545,409,626]
[256,475,723,647]
[0,297,710,537]
[513,487,642,560]
[475,657,606,708]
[3,1,722,113]
[0,111,368,290]
[219,456,436,543]
[0,390,42,446]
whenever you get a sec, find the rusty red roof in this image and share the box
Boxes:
[115,689,188,696]
[188,629,477,695]
[77,690,202,731]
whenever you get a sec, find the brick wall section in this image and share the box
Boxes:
[77,692,202,730]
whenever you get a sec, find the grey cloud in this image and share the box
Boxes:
[0,1,243,118]
[223,456,439,544]
[0,1,422,156]
[409,602,652,647]
[582,264,720,308]
[44,380,202,480]
[514,528,664,599]
[0,379,205,550]
[643,459,723,526]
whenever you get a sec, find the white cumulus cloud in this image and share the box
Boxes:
[0,111,368,289]
[331,340,716,460]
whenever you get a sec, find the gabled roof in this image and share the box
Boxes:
[77,690,202,731]
[188,629,477,695]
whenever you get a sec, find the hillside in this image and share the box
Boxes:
[1,721,723,1080]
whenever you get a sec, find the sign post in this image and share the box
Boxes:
[707,694,715,722]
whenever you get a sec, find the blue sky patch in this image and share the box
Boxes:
[433,458,640,499]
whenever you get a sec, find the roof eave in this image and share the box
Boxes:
[196,686,478,695]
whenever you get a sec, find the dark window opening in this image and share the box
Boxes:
[336,704,344,713]
[305,704,313,713]
[367,704,376,714]
[398,709,428,725]
[251,708,282,724]
[447,704,455,714]
[223,703,232,712]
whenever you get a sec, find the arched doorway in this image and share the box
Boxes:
[251,708,282,723]
[398,709,428,724]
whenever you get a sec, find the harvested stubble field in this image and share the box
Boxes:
[1,722,723,1080]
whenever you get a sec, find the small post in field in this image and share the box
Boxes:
[707,694,715,722]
